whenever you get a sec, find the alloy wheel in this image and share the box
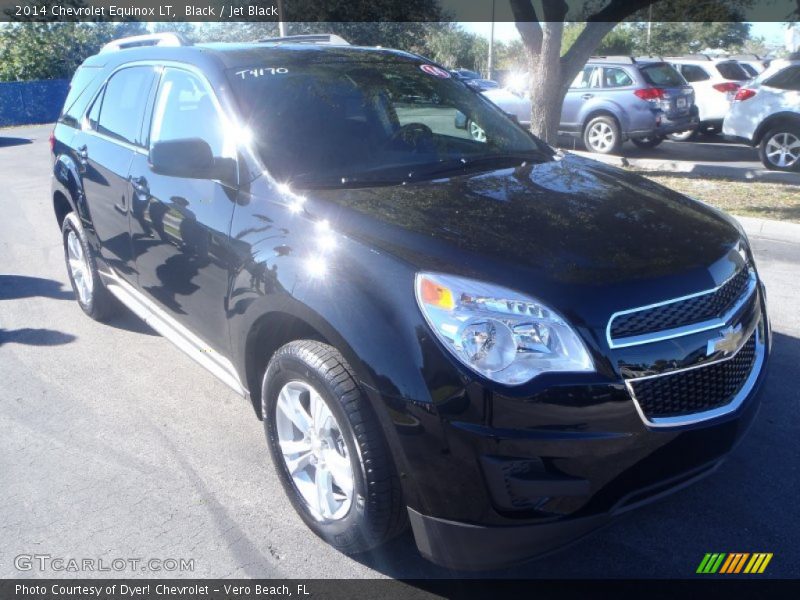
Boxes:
[765,132,800,168]
[587,121,615,152]
[66,230,93,305]
[469,121,487,143]
[275,380,354,521]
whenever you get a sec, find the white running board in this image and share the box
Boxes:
[99,269,247,397]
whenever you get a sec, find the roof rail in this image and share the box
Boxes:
[258,34,350,46]
[635,55,665,62]
[589,56,636,64]
[100,33,188,53]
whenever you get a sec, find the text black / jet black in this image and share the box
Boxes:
[51,33,770,570]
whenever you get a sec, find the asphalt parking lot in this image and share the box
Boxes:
[1,124,799,580]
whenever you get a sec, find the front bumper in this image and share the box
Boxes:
[397,290,769,570]
[407,371,766,570]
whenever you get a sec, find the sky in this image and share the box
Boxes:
[461,21,791,47]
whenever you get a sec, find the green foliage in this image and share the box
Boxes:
[0,22,147,81]
[421,23,489,72]
[630,22,752,55]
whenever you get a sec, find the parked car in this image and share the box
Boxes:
[726,54,770,77]
[723,56,800,171]
[52,33,770,570]
[463,86,531,137]
[666,55,751,140]
[559,56,698,153]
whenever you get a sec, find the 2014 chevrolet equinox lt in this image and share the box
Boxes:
[51,34,770,570]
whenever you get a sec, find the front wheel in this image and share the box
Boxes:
[631,136,664,149]
[262,340,406,554]
[759,126,800,172]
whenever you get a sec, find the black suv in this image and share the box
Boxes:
[51,33,770,570]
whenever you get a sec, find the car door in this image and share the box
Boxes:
[127,66,240,354]
[560,66,600,131]
[73,66,156,280]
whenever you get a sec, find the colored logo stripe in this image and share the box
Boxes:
[697,553,773,574]
[744,553,773,574]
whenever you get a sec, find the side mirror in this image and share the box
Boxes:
[150,138,236,183]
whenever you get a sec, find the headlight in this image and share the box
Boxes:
[415,272,593,385]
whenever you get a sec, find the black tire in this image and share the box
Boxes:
[631,136,664,149]
[262,340,406,554]
[667,128,697,142]
[582,115,621,154]
[758,125,800,172]
[61,212,118,321]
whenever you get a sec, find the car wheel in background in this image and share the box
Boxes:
[667,128,697,142]
[61,212,118,321]
[759,126,800,172]
[631,136,664,149]
[583,116,621,154]
[263,340,406,554]
[467,120,487,143]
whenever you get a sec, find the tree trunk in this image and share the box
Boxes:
[525,22,565,145]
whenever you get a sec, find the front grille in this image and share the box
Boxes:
[610,266,752,340]
[629,331,757,420]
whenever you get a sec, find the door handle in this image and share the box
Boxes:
[581,93,594,100]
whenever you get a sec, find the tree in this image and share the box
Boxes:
[629,22,751,55]
[0,22,147,81]
[422,23,490,73]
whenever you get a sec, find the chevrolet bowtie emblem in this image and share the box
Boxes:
[707,324,744,356]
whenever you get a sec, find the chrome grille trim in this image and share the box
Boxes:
[625,327,764,428]
[606,267,757,349]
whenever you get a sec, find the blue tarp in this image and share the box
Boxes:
[0,79,69,127]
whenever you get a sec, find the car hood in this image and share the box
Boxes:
[306,153,743,326]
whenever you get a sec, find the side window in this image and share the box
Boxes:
[764,66,800,92]
[149,68,230,157]
[603,67,633,88]
[680,64,710,82]
[95,67,155,146]
[571,67,600,89]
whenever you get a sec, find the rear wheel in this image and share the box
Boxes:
[61,212,118,321]
[583,116,621,154]
[631,136,664,149]
[262,340,406,554]
[759,126,800,172]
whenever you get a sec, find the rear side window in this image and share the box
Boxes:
[639,63,685,87]
[571,67,601,89]
[764,66,800,91]
[679,64,710,82]
[603,68,633,88]
[715,62,749,81]
[94,67,156,146]
[61,66,102,127]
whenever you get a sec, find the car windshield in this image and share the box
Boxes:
[228,55,551,188]
[639,63,685,87]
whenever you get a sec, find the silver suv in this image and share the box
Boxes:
[559,56,697,153]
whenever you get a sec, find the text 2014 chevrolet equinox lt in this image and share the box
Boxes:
[50,34,770,570]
